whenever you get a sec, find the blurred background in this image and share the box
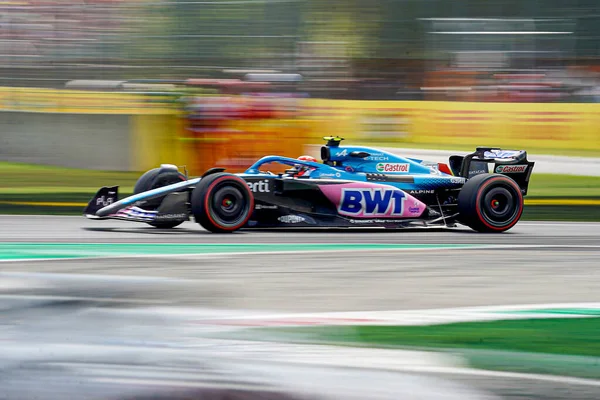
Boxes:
[2,3,600,399]
[1,0,599,219]
[1,0,600,175]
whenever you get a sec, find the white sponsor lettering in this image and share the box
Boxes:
[96,195,114,207]
[247,180,270,193]
[496,165,527,174]
[155,213,187,220]
[450,177,466,184]
[409,189,435,194]
[319,172,342,178]
[278,215,305,224]
[469,169,488,175]
[255,204,278,210]
[375,163,410,173]
[367,156,390,161]
[349,219,399,224]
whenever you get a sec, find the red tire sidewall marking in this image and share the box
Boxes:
[475,176,524,231]
[203,176,254,231]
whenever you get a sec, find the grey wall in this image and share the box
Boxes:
[0,112,131,170]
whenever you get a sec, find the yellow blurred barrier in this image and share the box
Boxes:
[130,114,185,172]
[0,87,178,114]
[3,85,599,173]
[302,99,600,155]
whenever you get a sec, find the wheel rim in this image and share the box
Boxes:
[208,182,250,228]
[479,184,521,228]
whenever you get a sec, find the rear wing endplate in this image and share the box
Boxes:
[451,147,535,195]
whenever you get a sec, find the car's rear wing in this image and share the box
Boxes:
[449,147,535,195]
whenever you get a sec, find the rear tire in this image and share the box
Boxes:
[191,173,254,233]
[133,167,187,228]
[458,174,524,233]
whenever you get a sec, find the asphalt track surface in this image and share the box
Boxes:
[1,216,600,312]
[2,215,600,245]
[2,216,600,399]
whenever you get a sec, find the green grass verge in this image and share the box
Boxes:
[522,205,600,221]
[257,318,600,357]
[236,318,600,379]
[527,174,600,197]
[0,162,139,193]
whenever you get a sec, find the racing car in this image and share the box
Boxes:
[84,137,535,233]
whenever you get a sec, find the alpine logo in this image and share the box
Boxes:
[375,163,410,173]
[409,189,434,194]
[246,180,270,193]
[496,165,527,174]
[335,149,348,157]
[339,188,406,217]
[278,215,305,224]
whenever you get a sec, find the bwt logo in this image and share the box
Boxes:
[247,180,270,193]
[339,188,406,216]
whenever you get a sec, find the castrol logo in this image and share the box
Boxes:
[495,165,527,174]
[376,163,410,173]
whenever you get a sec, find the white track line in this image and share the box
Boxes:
[381,366,600,387]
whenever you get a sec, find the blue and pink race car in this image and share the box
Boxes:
[84,137,535,233]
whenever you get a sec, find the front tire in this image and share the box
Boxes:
[133,167,187,228]
[458,174,524,233]
[191,173,254,233]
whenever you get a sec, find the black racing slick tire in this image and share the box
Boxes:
[191,173,254,233]
[458,173,524,233]
[133,167,187,228]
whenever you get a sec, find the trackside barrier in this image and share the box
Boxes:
[0,87,310,173]
[2,86,599,172]
[0,87,183,171]
[301,99,600,155]
[0,87,178,114]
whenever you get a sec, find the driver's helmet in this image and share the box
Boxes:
[297,155,317,163]
[294,155,318,177]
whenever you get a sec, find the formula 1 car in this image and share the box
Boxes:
[84,137,535,233]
